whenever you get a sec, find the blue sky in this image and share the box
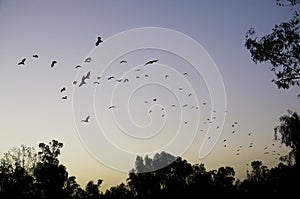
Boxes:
[0,0,299,190]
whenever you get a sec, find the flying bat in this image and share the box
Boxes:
[18,58,26,65]
[78,79,86,87]
[81,115,90,123]
[123,78,129,83]
[84,71,91,80]
[144,59,158,66]
[84,57,92,63]
[51,60,57,68]
[95,36,103,46]
[60,87,66,92]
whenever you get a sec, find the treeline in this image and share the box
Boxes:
[0,139,299,199]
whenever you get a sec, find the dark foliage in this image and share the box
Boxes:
[0,136,299,199]
[245,0,300,96]
[274,110,300,167]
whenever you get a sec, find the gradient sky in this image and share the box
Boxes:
[0,0,299,190]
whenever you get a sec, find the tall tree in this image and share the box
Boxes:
[1,145,37,173]
[212,166,235,190]
[34,140,68,199]
[239,161,272,197]
[245,0,300,95]
[127,152,193,199]
[85,179,103,199]
[274,110,300,167]
[186,163,214,195]
[0,145,37,199]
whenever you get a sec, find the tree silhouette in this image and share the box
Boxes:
[1,145,37,173]
[211,166,236,196]
[274,110,300,167]
[0,145,37,199]
[156,156,193,198]
[238,160,272,197]
[247,160,269,185]
[33,140,68,199]
[36,140,63,165]
[267,162,298,197]
[244,2,300,195]
[128,152,180,199]
[85,179,103,199]
[64,176,86,199]
[1,139,300,198]
[104,183,133,199]
[186,163,214,196]
[245,0,300,95]
[127,155,159,199]
[276,0,300,7]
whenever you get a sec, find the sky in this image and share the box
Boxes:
[0,0,299,191]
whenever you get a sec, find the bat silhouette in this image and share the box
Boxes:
[84,57,92,63]
[84,71,91,79]
[60,87,66,92]
[18,58,26,65]
[95,36,103,46]
[78,79,86,87]
[81,115,90,123]
[144,59,158,66]
[51,60,57,68]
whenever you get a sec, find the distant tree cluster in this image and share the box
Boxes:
[0,140,102,199]
[1,132,300,199]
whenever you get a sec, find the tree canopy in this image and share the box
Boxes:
[0,139,299,198]
[245,0,300,94]
[274,110,300,167]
